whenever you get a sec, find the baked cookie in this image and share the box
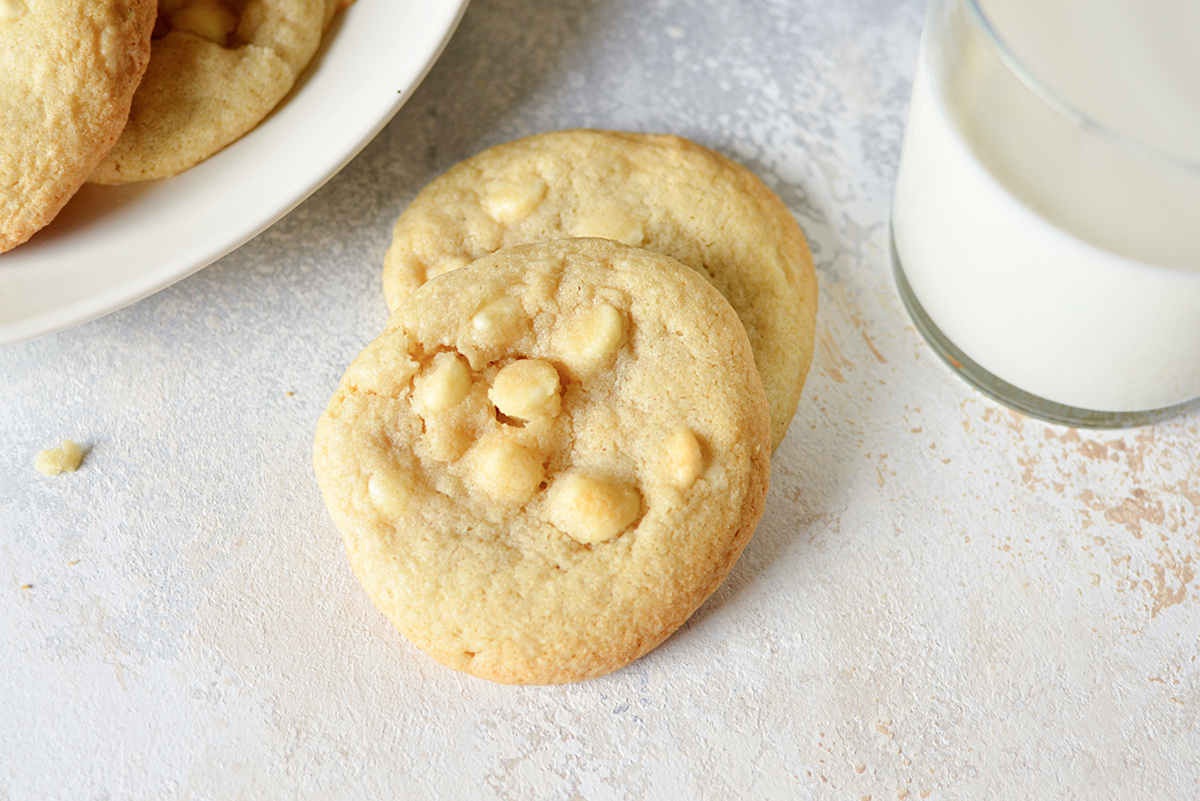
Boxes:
[381,129,818,450]
[89,0,350,184]
[0,0,155,252]
[315,239,772,684]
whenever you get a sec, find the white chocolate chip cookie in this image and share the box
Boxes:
[89,0,351,184]
[314,239,772,684]
[381,129,819,449]
[0,0,155,252]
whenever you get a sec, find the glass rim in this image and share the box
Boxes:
[961,0,1200,174]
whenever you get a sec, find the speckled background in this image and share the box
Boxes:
[2,0,1198,798]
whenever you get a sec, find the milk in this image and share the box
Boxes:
[891,0,1200,413]
[982,0,1200,166]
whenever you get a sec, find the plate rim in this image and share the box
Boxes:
[0,0,471,345]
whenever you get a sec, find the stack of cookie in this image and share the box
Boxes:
[1,0,350,253]
[314,129,818,684]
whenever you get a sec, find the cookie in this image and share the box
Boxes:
[0,0,155,252]
[314,239,772,684]
[381,129,818,450]
[89,0,350,184]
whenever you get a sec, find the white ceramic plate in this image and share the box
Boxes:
[0,0,470,345]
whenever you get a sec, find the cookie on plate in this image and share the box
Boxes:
[314,238,772,684]
[381,129,818,450]
[0,0,155,252]
[89,0,350,184]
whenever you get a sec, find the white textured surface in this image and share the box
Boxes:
[2,0,1198,798]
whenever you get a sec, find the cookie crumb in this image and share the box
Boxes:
[36,439,84,476]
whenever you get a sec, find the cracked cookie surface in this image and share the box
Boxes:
[381,129,818,449]
[314,239,771,684]
[1,0,154,251]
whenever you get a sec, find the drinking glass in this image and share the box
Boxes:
[890,0,1200,427]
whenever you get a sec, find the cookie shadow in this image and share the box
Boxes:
[677,401,841,634]
[17,182,155,251]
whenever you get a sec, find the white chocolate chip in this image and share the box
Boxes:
[170,0,237,45]
[469,435,544,504]
[35,440,83,476]
[483,176,547,225]
[99,26,120,73]
[547,473,641,545]
[553,302,626,375]
[1,0,25,21]
[471,296,525,348]
[412,352,472,416]
[665,426,704,489]
[367,471,410,518]
[489,359,561,422]
[571,208,645,247]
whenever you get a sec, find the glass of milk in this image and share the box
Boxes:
[890,0,1200,427]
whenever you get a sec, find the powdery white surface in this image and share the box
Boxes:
[1,0,1197,798]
